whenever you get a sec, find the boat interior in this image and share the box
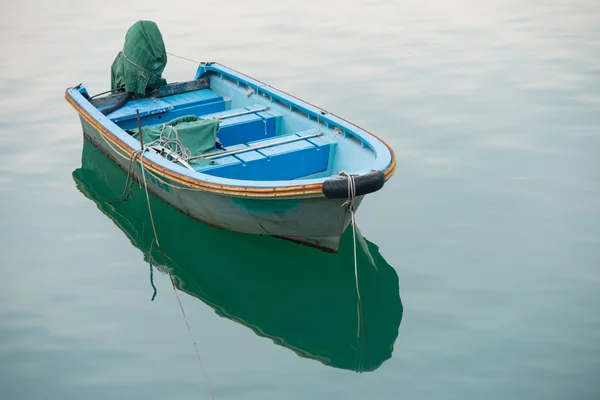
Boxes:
[91,71,377,182]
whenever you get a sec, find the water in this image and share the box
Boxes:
[1,1,599,398]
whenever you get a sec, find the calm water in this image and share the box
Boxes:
[1,1,599,399]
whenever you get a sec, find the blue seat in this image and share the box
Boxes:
[196,129,336,181]
[106,89,224,123]
[200,108,281,147]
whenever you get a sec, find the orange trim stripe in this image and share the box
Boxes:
[65,84,396,198]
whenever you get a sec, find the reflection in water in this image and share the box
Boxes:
[72,139,402,372]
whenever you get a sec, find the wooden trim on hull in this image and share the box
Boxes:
[82,134,344,252]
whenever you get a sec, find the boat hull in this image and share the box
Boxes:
[72,139,403,372]
[79,116,361,251]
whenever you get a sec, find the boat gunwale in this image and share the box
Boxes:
[203,63,395,157]
[65,64,396,199]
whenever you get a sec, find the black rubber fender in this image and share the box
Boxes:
[322,170,386,199]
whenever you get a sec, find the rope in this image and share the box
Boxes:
[138,149,216,399]
[154,124,192,160]
[339,171,372,370]
[96,127,196,193]
[167,52,201,65]
[148,239,158,301]
[94,131,188,192]
[340,171,356,214]
[108,149,143,204]
[164,52,214,79]
[149,261,158,302]
[120,50,160,81]
[339,172,360,314]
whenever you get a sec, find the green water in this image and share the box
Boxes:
[1,1,599,399]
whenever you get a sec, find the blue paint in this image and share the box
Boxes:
[117,100,228,130]
[216,113,276,146]
[200,107,282,146]
[161,89,223,108]
[200,66,379,175]
[199,136,333,181]
[65,61,393,190]
[194,64,392,164]
[105,89,223,122]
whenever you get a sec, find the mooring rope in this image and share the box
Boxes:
[167,52,202,65]
[108,149,142,203]
[138,149,216,399]
[127,108,215,398]
[339,171,372,370]
[339,171,360,317]
[149,262,158,301]
[95,128,200,194]
[148,239,158,302]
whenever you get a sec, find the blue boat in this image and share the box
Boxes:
[65,22,395,252]
[72,138,402,371]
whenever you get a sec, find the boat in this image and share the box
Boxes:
[73,139,403,372]
[65,21,396,252]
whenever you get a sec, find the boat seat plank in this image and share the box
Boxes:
[200,107,281,147]
[106,89,224,123]
[206,155,240,168]
[160,90,223,108]
[195,130,336,181]
[106,98,174,122]
[117,100,229,130]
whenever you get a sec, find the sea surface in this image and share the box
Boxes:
[1,1,599,399]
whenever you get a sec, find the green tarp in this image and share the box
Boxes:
[128,116,220,166]
[111,21,168,95]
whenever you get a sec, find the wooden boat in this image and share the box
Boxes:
[73,139,402,371]
[65,23,395,252]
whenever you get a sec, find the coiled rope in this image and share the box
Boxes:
[108,123,195,204]
[149,124,192,162]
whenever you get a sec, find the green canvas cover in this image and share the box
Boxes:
[111,21,168,95]
[129,115,220,166]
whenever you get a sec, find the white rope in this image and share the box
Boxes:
[165,52,210,75]
[120,50,158,79]
[138,149,216,400]
[352,212,360,337]
[339,171,361,337]
[138,123,195,170]
[155,124,192,160]
[166,52,202,65]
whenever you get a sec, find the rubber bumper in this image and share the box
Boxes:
[322,170,386,199]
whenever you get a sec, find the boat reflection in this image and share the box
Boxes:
[72,139,403,372]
